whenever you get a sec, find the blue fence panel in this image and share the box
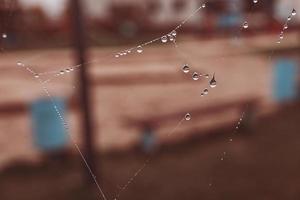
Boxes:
[273,59,298,102]
[31,98,68,152]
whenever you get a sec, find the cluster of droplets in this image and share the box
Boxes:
[202,74,217,96]
[181,64,217,97]
[277,8,296,44]
[57,68,74,76]
[161,30,177,43]
[235,115,245,130]
[114,30,178,59]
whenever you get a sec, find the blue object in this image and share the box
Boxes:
[218,14,241,28]
[31,98,68,152]
[141,126,156,153]
[273,59,298,102]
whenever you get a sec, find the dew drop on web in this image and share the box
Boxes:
[182,64,190,73]
[292,9,297,16]
[185,113,191,121]
[243,21,249,29]
[161,35,168,43]
[192,72,199,80]
[137,46,143,53]
[209,73,217,88]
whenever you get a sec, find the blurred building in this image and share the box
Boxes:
[83,0,284,35]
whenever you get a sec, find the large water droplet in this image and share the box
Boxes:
[182,64,190,73]
[292,9,297,16]
[137,46,143,53]
[161,36,168,43]
[243,21,249,29]
[209,74,217,88]
[185,113,191,121]
[192,72,199,80]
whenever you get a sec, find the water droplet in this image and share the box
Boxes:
[229,138,233,142]
[203,88,209,95]
[168,34,175,42]
[287,16,292,21]
[283,24,288,30]
[161,35,168,43]
[243,21,249,29]
[192,72,199,80]
[59,70,65,75]
[137,46,143,53]
[204,74,209,79]
[253,0,258,3]
[171,30,177,37]
[202,3,206,8]
[200,93,204,97]
[17,61,23,67]
[69,68,74,71]
[292,9,297,16]
[221,157,224,161]
[182,64,190,73]
[185,113,191,121]
[65,68,70,73]
[115,54,119,58]
[2,33,7,38]
[127,50,131,53]
[279,32,284,40]
[34,74,39,78]
[209,73,217,88]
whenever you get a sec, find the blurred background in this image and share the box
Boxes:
[1,0,300,199]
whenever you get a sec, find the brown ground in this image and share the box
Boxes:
[0,103,300,200]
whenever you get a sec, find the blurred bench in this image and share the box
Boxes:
[126,97,260,152]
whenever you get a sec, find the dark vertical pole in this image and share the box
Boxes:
[70,0,97,182]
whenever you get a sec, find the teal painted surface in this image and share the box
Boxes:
[31,98,68,152]
[273,59,298,102]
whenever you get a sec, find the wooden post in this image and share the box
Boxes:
[70,0,97,183]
